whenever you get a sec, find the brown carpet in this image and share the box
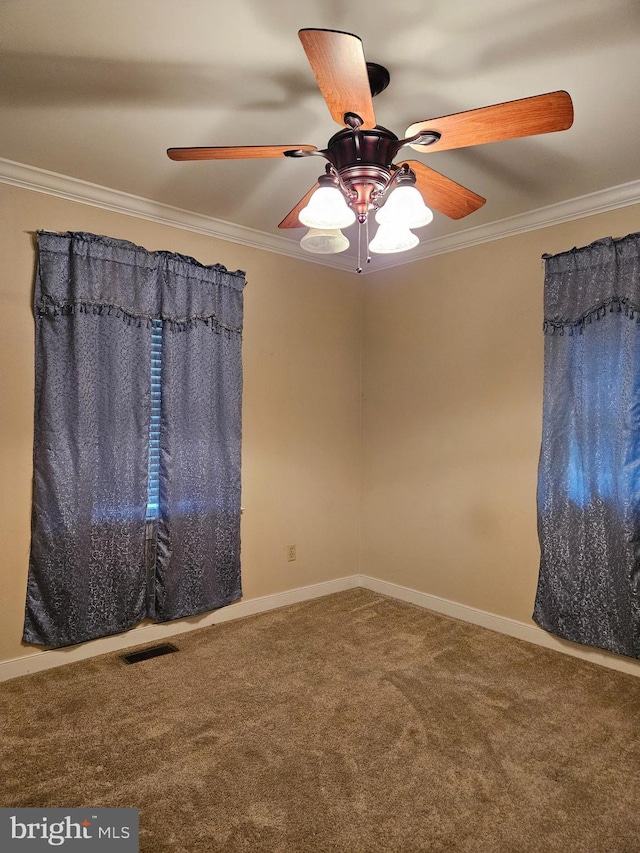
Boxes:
[1,588,639,852]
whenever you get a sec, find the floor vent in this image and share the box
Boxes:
[121,643,179,664]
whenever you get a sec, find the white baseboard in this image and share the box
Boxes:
[360,575,640,678]
[0,575,360,683]
[3,573,639,682]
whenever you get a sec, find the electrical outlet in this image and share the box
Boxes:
[286,544,297,562]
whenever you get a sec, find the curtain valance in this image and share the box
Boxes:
[543,232,640,334]
[36,231,245,332]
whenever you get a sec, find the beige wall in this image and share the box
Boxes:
[0,183,363,664]
[2,180,638,668]
[362,204,640,624]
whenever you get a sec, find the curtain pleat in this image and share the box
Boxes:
[155,323,243,621]
[24,232,245,647]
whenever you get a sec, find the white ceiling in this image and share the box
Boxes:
[1,0,639,271]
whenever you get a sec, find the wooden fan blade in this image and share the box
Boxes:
[167,145,317,161]
[299,29,376,129]
[278,183,319,229]
[403,161,486,220]
[406,91,573,153]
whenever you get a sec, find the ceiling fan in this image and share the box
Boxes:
[167,28,573,268]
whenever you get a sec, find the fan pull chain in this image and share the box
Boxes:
[356,216,372,274]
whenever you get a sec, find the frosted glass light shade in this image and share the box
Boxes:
[369,223,419,254]
[375,186,433,229]
[300,228,349,254]
[299,186,356,229]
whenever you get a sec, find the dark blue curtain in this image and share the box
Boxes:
[24,232,245,647]
[534,232,640,658]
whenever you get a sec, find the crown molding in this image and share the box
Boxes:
[0,157,355,273]
[371,179,640,272]
[1,157,639,275]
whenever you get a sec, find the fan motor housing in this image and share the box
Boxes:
[325,126,401,171]
[324,127,403,220]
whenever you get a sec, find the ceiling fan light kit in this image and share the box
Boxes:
[369,223,420,255]
[167,28,574,272]
[375,185,434,229]
[298,178,357,230]
[300,227,350,254]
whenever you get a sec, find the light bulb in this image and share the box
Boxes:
[299,186,356,230]
[375,186,433,229]
[368,223,419,254]
[300,228,349,254]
